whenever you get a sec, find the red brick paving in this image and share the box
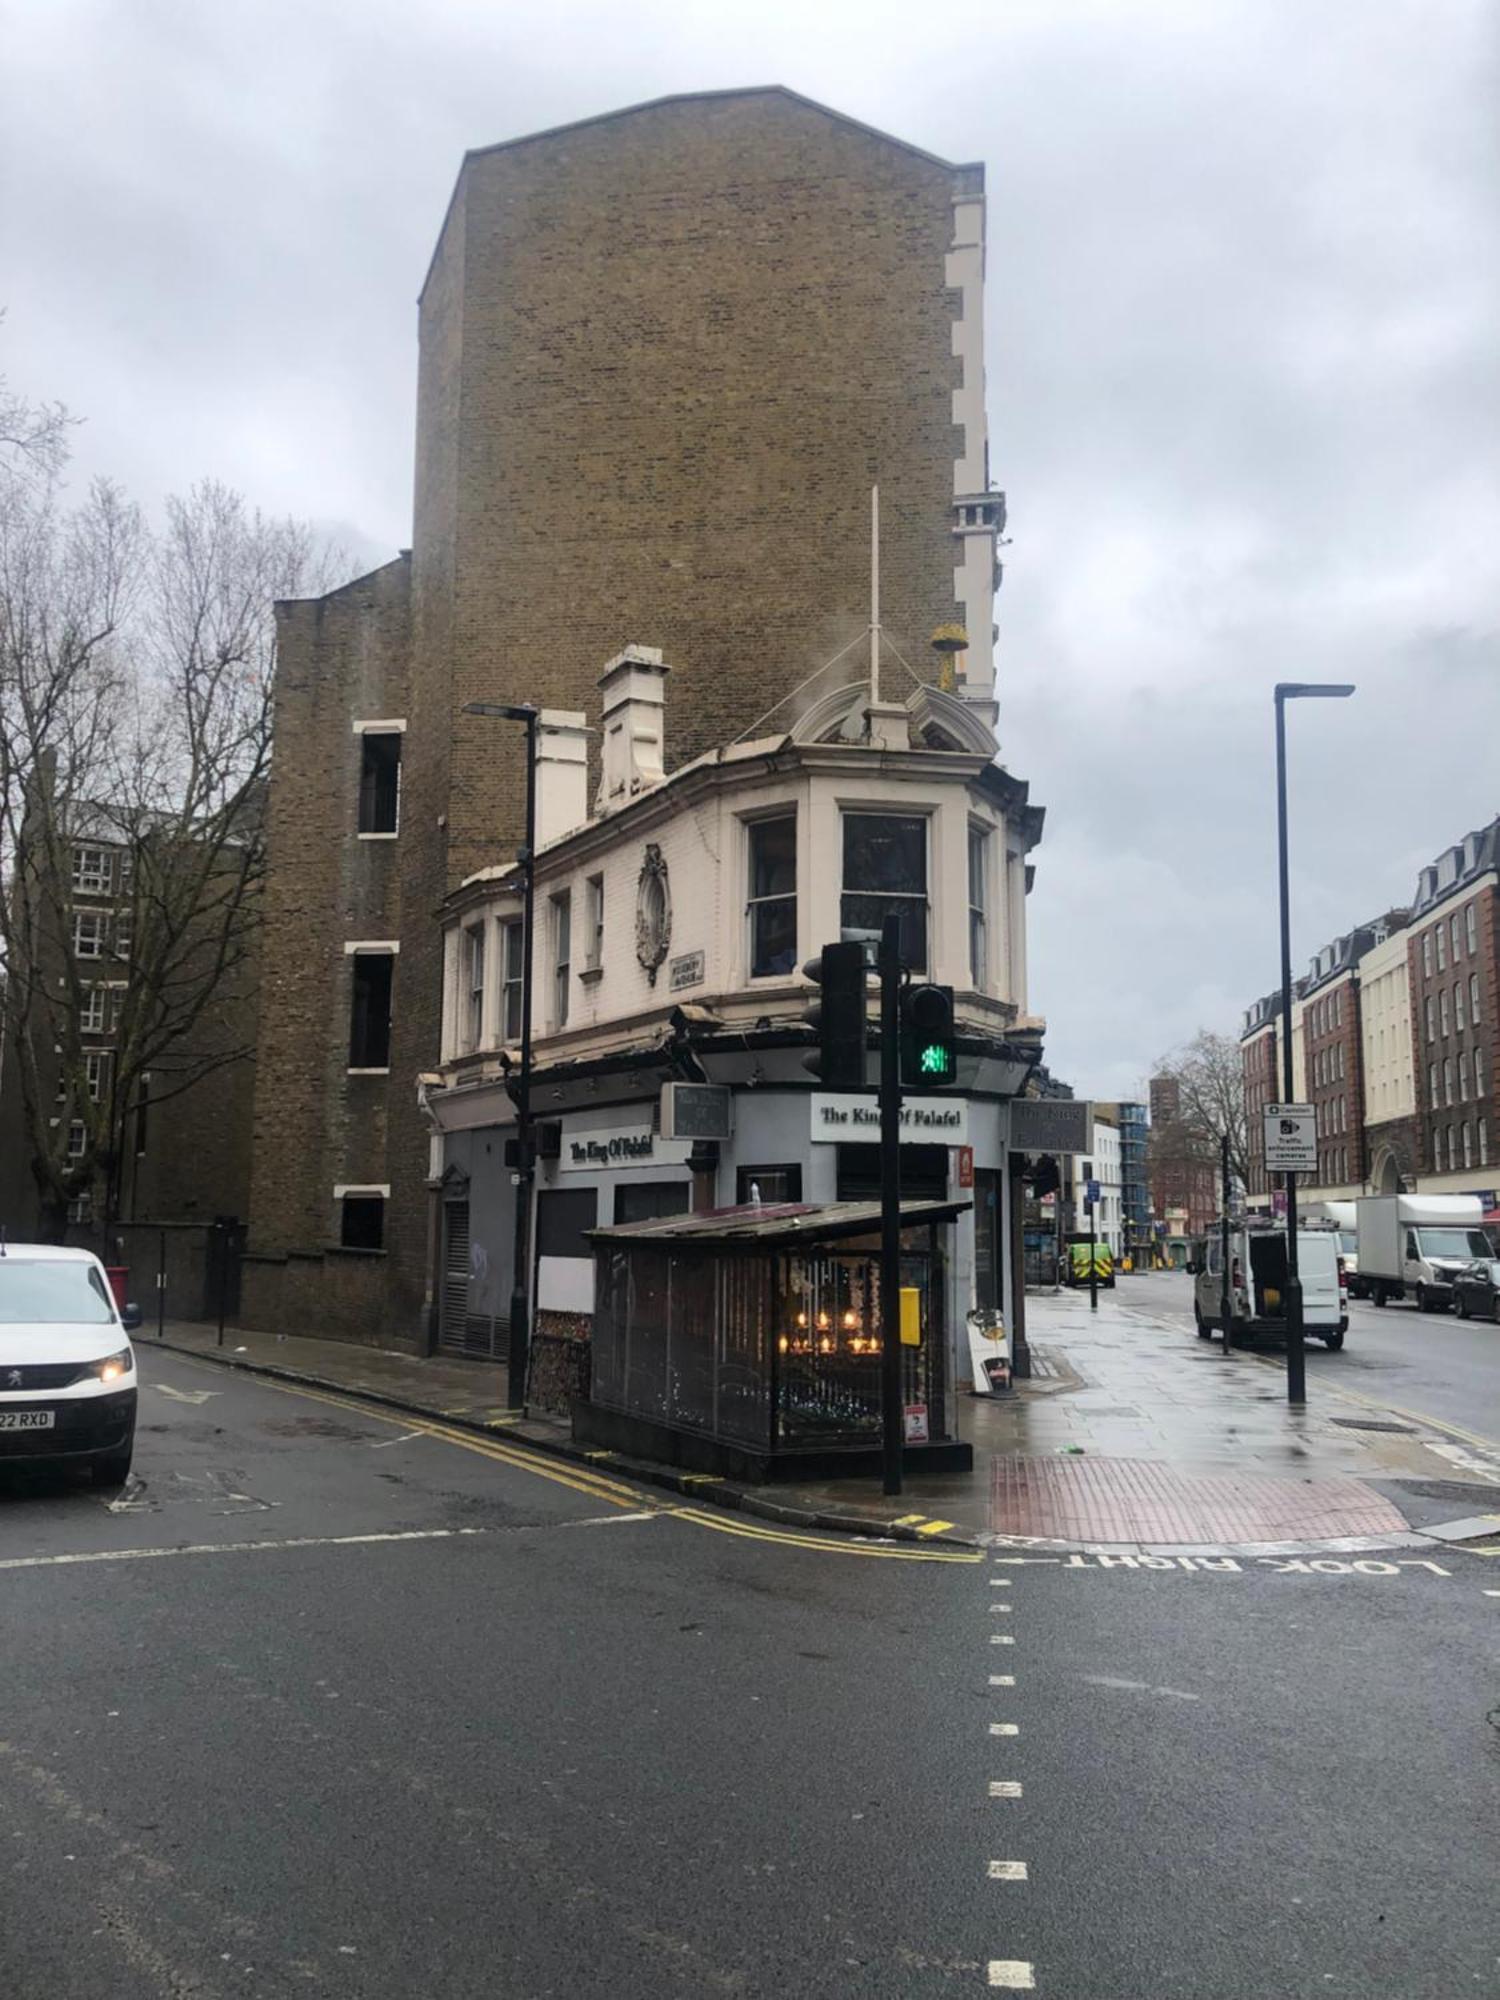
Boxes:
[991,1454,1407,1543]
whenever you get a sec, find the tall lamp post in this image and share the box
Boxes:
[462,700,539,1410]
[1274,681,1354,1405]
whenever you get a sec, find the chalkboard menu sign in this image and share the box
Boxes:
[660,1082,733,1141]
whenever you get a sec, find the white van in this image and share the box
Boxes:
[1188,1225,1348,1350]
[0,1245,139,1484]
[1303,1200,1359,1290]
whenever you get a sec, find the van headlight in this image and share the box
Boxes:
[92,1349,135,1384]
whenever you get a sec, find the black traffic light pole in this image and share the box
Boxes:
[1087,1186,1099,1314]
[878,914,904,1499]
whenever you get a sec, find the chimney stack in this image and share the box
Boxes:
[597,645,669,813]
[535,711,589,845]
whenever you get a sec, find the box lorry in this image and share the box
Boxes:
[1354,1193,1492,1311]
[1188,1223,1348,1348]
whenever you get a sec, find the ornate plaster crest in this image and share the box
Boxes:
[636,843,672,984]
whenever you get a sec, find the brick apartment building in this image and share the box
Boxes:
[1241,994,1285,1204]
[1407,823,1499,1187]
[1145,1072,1217,1238]
[1242,816,1500,1208]
[0,816,257,1282]
[244,89,1009,1346]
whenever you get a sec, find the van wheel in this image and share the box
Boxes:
[1194,1305,1211,1339]
[1373,1286,1388,1307]
[1416,1285,1429,1313]
[91,1451,132,1488]
[1324,1330,1345,1350]
[1456,1292,1471,1319]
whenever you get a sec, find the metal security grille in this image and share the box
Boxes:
[439,1202,471,1355]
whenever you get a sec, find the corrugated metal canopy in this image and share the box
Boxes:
[586,1198,968,1249]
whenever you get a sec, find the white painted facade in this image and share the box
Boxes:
[426,651,1045,1414]
[1358,927,1416,1125]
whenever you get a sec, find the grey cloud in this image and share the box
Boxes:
[2,0,1495,1100]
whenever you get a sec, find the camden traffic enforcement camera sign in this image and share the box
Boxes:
[1263,1103,1317,1175]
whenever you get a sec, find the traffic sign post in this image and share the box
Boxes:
[1263,1104,1317,1176]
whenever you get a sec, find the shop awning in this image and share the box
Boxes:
[586,1198,969,1250]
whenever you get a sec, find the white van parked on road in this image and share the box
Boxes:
[0,1245,140,1484]
[1188,1225,1348,1349]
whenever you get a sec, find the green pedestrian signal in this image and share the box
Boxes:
[899,983,956,1089]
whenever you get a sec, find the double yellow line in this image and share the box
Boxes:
[189,1364,980,1564]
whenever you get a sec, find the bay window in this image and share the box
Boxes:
[841,813,927,971]
[747,815,797,977]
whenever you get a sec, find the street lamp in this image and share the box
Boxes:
[1274,681,1354,1405]
[462,700,539,1410]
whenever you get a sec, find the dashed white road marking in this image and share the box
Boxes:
[1485,1589,1500,1597]
[988,1861,1029,1882]
[1083,1674,1201,1702]
[991,1602,1013,1613]
[151,1384,220,1405]
[988,1722,1019,1737]
[368,1430,425,1450]
[990,1635,1015,1645]
[988,1782,1023,1799]
[989,1674,1015,1687]
[987,1962,1035,1990]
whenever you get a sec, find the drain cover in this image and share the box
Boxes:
[1330,1416,1416,1435]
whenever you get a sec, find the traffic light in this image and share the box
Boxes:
[899,982,956,1088]
[802,941,866,1088]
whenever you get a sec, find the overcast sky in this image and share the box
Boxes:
[4,0,1496,1100]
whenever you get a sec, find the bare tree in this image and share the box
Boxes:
[1,464,340,1240]
[1151,1029,1250,1198]
[0,313,77,484]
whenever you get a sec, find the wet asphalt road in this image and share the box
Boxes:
[1,1346,1497,1999]
[1126,1269,1500,1447]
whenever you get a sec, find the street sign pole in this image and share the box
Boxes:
[1087,1195,1098,1313]
[878,914,903,1499]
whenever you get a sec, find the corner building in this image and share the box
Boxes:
[245,90,1005,1343]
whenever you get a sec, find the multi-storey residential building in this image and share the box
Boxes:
[1241,994,1283,1205]
[1406,823,1499,1189]
[1145,1071,1218,1239]
[1360,920,1419,1192]
[425,652,1043,1412]
[1300,923,1388,1197]
[1241,814,1500,1207]
[244,88,1011,1347]
[0,816,256,1249]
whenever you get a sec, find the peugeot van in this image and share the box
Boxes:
[0,1245,139,1484]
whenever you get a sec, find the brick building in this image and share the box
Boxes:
[1406,823,1500,1188]
[1145,1071,1218,1238]
[1241,814,1500,1207]
[0,815,257,1261]
[1241,992,1288,1205]
[1300,924,1382,1196]
[244,89,1009,1346]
